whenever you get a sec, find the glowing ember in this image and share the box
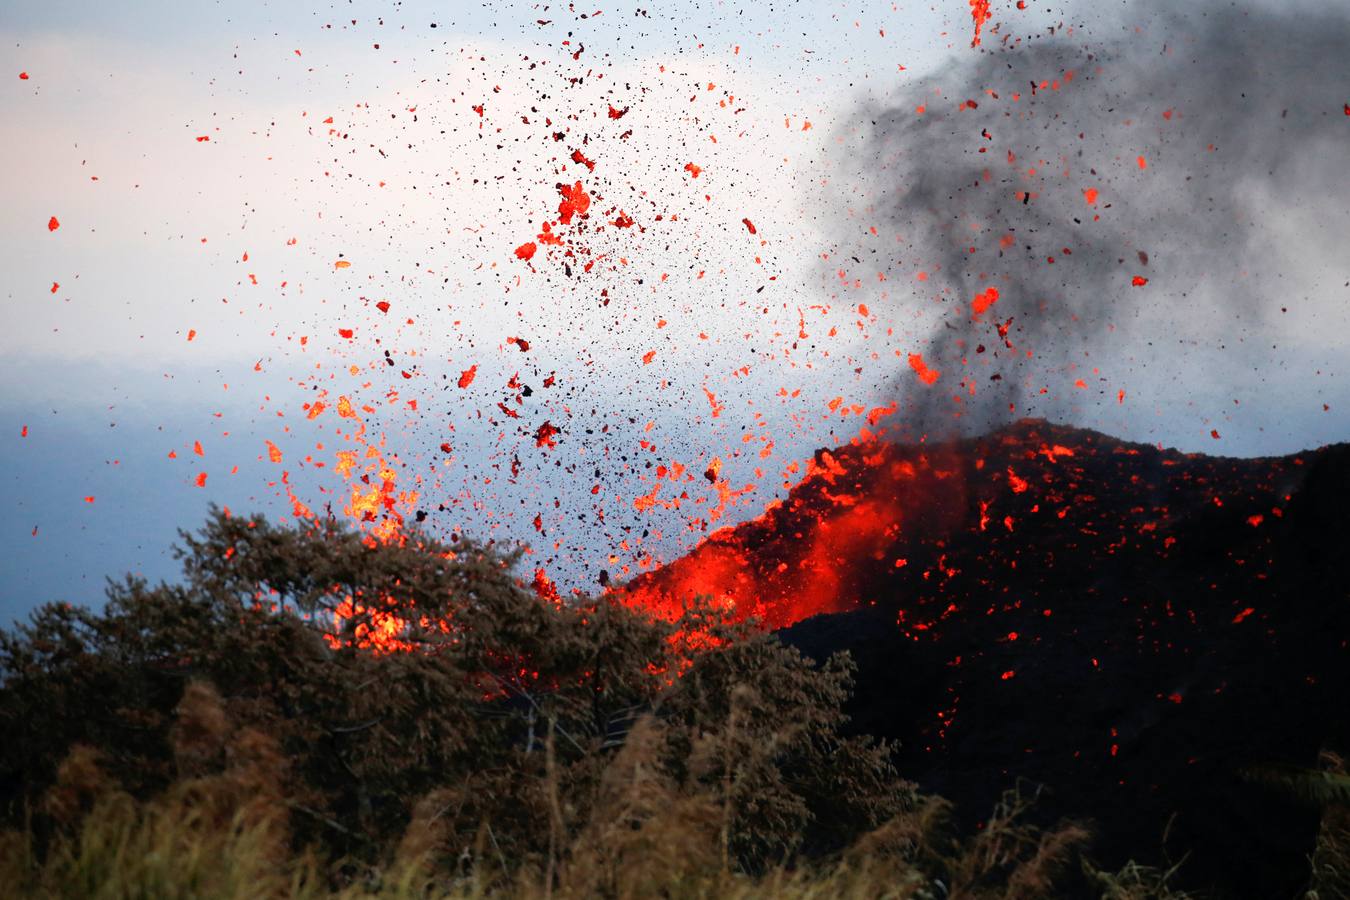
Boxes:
[971,286,1000,321]
[969,0,992,47]
[908,353,941,385]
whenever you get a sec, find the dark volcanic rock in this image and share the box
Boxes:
[647,420,1349,898]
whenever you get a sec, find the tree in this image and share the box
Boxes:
[0,508,912,882]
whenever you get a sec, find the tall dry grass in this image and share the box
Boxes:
[0,683,1209,899]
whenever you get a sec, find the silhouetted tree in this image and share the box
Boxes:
[0,508,911,877]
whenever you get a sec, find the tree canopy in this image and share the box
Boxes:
[0,508,912,880]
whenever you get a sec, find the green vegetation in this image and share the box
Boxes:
[0,510,1339,898]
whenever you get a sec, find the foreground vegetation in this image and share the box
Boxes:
[0,511,1342,898]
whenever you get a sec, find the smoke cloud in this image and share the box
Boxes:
[845,1,1350,436]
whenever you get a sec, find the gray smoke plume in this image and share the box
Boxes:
[848,1,1350,437]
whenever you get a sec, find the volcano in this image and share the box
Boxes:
[622,419,1350,898]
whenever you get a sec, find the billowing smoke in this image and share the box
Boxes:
[847,1,1350,436]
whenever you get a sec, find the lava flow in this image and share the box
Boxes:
[619,428,965,630]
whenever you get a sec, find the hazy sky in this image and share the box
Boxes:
[4,0,1348,625]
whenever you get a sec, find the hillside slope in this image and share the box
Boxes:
[624,419,1350,898]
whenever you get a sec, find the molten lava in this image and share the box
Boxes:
[621,419,1304,636]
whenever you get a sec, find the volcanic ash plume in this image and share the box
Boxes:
[849,1,1350,436]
